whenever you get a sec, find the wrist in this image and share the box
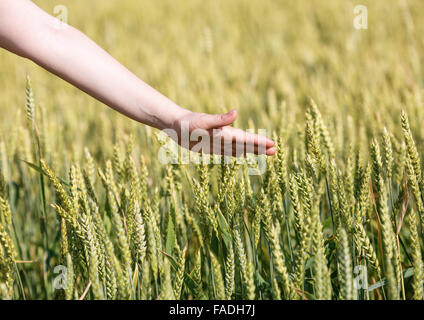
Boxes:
[162,106,192,131]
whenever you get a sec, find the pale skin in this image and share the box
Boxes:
[0,0,276,157]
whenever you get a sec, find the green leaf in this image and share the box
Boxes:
[215,206,232,249]
[165,213,175,255]
[21,160,70,186]
[161,250,197,293]
[368,267,414,292]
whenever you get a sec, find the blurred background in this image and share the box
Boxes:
[1,0,423,166]
[1,0,424,300]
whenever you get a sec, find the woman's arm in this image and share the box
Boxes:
[0,0,275,156]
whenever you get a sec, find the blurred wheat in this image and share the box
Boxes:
[0,0,424,300]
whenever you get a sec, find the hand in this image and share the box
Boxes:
[169,109,276,157]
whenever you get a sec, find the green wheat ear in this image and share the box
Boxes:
[25,75,35,123]
[5,3,424,300]
[337,228,355,300]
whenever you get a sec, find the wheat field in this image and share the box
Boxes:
[1,0,424,300]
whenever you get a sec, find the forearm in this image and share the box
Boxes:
[0,0,275,156]
[0,0,188,130]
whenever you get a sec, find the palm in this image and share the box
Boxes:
[170,110,275,157]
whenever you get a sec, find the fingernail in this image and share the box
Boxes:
[266,148,276,156]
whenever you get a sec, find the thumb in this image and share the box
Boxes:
[203,109,237,129]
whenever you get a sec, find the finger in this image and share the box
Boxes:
[218,127,275,148]
[208,133,273,156]
[231,143,275,157]
[188,129,276,156]
[228,145,275,157]
[195,140,275,157]
[266,147,276,156]
[215,139,274,157]
[202,109,237,130]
